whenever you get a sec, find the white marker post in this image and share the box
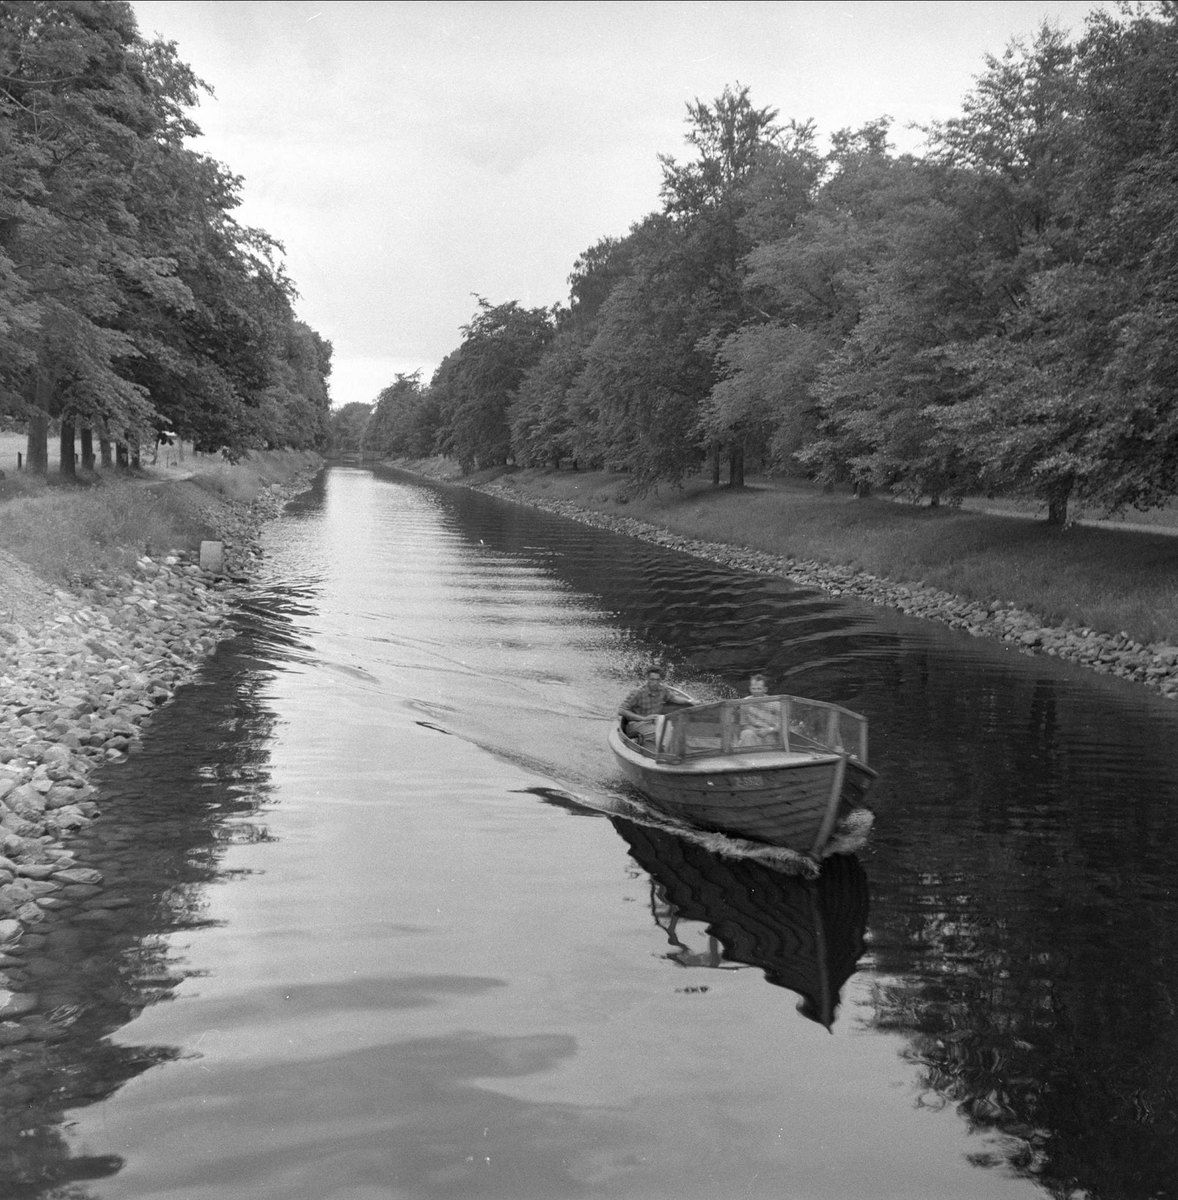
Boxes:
[199,540,224,574]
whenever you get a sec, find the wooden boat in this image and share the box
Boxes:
[608,690,878,858]
[613,817,869,1027]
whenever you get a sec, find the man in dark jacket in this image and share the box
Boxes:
[618,666,686,742]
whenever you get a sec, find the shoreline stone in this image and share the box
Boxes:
[471,478,1178,701]
[0,466,321,962]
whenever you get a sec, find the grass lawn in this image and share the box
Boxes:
[0,431,33,475]
[0,448,319,587]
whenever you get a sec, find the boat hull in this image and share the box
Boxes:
[609,728,875,855]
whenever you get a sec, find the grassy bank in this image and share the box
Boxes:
[396,458,1178,647]
[0,449,321,588]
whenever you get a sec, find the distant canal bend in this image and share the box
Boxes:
[6,465,1177,1200]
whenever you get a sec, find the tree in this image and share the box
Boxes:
[571,215,713,487]
[510,330,586,468]
[800,32,1091,511]
[433,298,554,472]
[505,232,643,471]
[925,12,1178,522]
[566,86,789,491]
[703,322,827,474]
[659,83,782,217]
[1061,3,1178,515]
[327,402,371,455]
[928,24,1078,247]
[800,152,1021,501]
[658,85,788,486]
[717,121,906,488]
[367,372,438,459]
[251,316,332,451]
[0,1,334,469]
[0,1,179,471]
[121,147,300,454]
[698,123,825,475]
[565,235,636,331]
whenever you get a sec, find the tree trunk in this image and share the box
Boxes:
[1045,478,1072,526]
[99,438,112,467]
[26,411,49,474]
[59,418,76,478]
[80,428,95,471]
[728,443,744,488]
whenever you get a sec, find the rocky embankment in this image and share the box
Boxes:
[475,480,1178,700]
[0,477,310,1014]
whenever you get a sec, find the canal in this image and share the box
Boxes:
[4,465,1177,1199]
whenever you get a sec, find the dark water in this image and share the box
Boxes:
[4,466,1177,1199]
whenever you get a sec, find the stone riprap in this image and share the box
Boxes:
[475,480,1178,701]
[0,475,312,1014]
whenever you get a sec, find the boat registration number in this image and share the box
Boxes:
[726,774,767,790]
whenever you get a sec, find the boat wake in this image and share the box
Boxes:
[410,707,873,876]
[512,783,873,877]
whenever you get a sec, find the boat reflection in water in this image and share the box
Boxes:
[612,817,869,1028]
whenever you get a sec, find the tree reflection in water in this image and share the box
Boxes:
[865,667,1178,1200]
[0,593,311,1198]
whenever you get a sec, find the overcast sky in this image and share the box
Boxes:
[130,0,1107,410]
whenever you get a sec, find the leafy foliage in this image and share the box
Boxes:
[366,372,438,459]
[510,330,586,468]
[327,401,372,455]
[0,1,331,468]
[431,298,554,473]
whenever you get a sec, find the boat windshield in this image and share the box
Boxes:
[655,696,868,763]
